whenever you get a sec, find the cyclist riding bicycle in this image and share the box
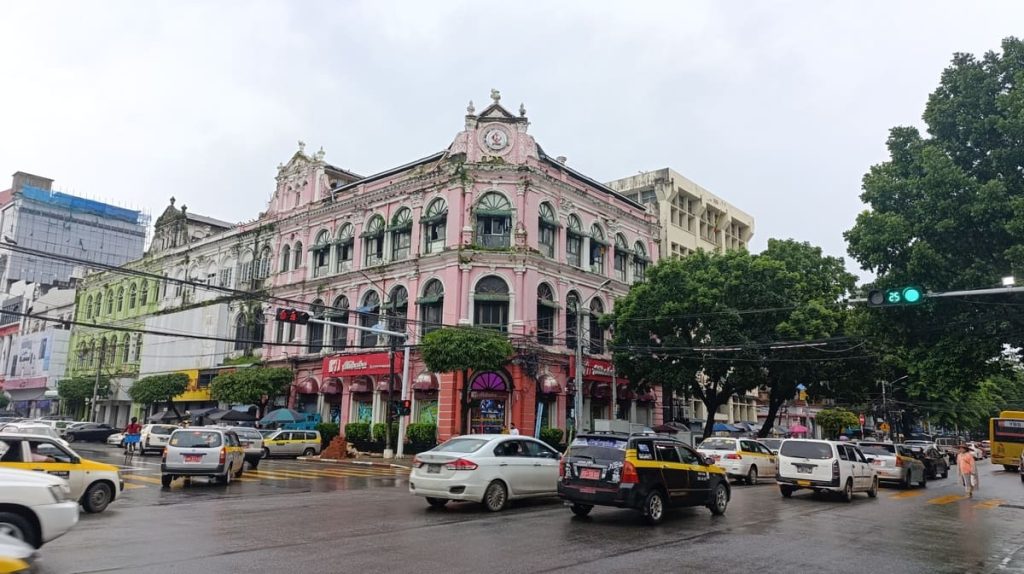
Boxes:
[124,417,142,454]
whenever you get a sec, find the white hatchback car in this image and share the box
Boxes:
[410,434,561,511]
[0,467,79,548]
[697,437,778,484]
[776,439,878,502]
[139,424,179,455]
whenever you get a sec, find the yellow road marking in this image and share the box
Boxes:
[927,494,966,505]
[888,490,926,500]
[122,474,165,485]
[975,498,1004,510]
[248,469,325,479]
[122,482,146,490]
[306,467,405,478]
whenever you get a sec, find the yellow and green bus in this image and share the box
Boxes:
[990,410,1024,470]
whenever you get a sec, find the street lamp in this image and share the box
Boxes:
[574,279,612,436]
[881,374,909,439]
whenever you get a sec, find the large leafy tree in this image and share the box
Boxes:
[210,367,293,418]
[58,376,110,418]
[128,373,189,419]
[844,37,1024,418]
[419,327,513,434]
[815,408,860,440]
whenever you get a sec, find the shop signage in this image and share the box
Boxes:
[568,357,627,384]
[323,352,403,377]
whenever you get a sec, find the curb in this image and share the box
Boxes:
[297,456,410,470]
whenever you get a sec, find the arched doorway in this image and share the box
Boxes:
[469,371,511,434]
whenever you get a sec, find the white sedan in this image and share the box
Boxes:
[106,433,125,447]
[409,434,561,512]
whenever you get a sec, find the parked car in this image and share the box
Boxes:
[161,428,245,487]
[0,433,124,513]
[410,435,561,512]
[0,467,78,548]
[63,423,118,443]
[900,444,949,479]
[858,442,927,488]
[261,430,321,458]
[558,432,731,524]
[138,424,179,455]
[776,439,879,501]
[697,437,778,485]
[208,426,263,468]
[966,442,985,460]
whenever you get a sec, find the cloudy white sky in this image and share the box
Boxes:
[0,1,1018,280]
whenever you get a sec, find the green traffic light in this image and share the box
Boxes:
[902,287,922,303]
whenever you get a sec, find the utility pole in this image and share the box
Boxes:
[91,339,105,423]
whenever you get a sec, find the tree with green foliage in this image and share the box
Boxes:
[0,393,9,410]
[58,376,110,418]
[210,367,293,418]
[419,327,513,434]
[844,37,1024,424]
[816,408,860,440]
[128,373,189,419]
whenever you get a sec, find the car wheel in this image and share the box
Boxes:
[83,482,113,513]
[221,467,233,485]
[642,490,666,524]
[425,497,449,508]
[483,480,508,512]
[66,433,76,442]
[0,512,38,548]
[746,466,758,485]
[941,467,949,479]
[161,474,173,488]
[709,483,729,516]
[780,485,794,498]
[262,448,271,459]
[570,503,593,517]
[868,477,879,498]
[841,479,854,503]
[302,448,316,457]
[1003,465,1019,472]
[233,462,244,478]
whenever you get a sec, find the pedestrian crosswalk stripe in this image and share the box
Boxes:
[888,490,926,500]
[975,498,1003,510]
[927,494,966,505]
[122,474,165,485]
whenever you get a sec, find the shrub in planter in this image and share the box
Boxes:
[539,427,564,450]
[344,422,370,442]
[406,423,437,445]
[316,423,340,447]
[371,422,399,448]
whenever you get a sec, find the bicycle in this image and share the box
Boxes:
[123,433,140,466]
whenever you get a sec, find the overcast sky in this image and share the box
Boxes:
[0,1,1018,282]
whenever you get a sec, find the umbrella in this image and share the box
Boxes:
[210,409,258,423]
[148,410,183,423]
[734,422,754,432]
[790,423,809,434]
[713,423,740,433]
[260,408,305,425]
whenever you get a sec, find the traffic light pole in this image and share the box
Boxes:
[852,284,1024,304]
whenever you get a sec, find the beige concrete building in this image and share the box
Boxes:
[606,168,754,261]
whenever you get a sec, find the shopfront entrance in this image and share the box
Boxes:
[468,371,511,434]
[322,352,404,427]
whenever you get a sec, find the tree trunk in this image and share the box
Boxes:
[758,395,786,438]
[700,392,723,439]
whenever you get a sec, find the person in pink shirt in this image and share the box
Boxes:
[957,444,978,497]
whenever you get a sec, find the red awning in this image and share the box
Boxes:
[295,377,319,395]
[349,377,372,394]
[321,377,342,395]
[539,374,561,394]
[412,372,439,391]
[375,376,401,392]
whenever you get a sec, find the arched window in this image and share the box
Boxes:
[252,309,265,350]
[280,244,291,273]
[313,230,332,277]
[134,333,143,363]
[614,234,629,282]
[386,285,409,333]
[307,299,326,353]
[537,283,556,346]
[234,313,249,351]
[128,283,138,309]
[418,279,444,336]
[633,241,648,283]
[590,224,607,275]
[589,298,605,354]
[390,208,413,261]
[362,216,385,266]
[474,275,510,333]
[565,291,581,350]
[256,246,272,279]
[566,215,583,267]
[475,193,512,248]
[336,224,354,271]
[422,198,447,254]
[76,341,88,369]
[293,242,303,270]
[359,291,381,347]
[121,333,131,363]
[538,202,558,258]
[234,308,265,352]
[140,281,149,306]
[105,289,114,315]
[85,296,93,320]
[116,287,125,313]
[93,294,101,318]
[329,295,349,350]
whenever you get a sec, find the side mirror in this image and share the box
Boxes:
[703,456,716,466]
[70,456,81,464]
[772,450,779,456]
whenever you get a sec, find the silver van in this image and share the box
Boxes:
[161,428,245,487]
[261,430,321,458]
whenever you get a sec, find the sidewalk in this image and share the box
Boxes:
[297,454,413,470]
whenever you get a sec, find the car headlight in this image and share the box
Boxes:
[48,484,72,503]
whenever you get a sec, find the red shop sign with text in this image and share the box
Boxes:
[568,356,626,384]
[323,352,404,377]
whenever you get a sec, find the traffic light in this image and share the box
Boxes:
[401,399,412,416]
[390,400,412,416]
[866,286,925,307]
[276,307,310,324]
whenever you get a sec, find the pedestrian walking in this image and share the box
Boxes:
[957,445,978,497]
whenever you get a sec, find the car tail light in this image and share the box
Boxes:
[411,456,424,469]
[725,453,742,460]
[832,460,840,481]
[219,448,227,465]
[895,457,904,467]
[621,461,639,484]
[162,448,167,462]
[445,458,478,471]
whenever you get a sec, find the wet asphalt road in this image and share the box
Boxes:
[36,445,1024,574]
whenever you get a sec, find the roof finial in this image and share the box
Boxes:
[519,103,526,117]
[315,146,325,161]
[490,88,501,105]
[169,196,176,206]
[467,100,475,114]
[297,140,306,153]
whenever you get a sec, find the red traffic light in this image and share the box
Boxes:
[276,307,310,325]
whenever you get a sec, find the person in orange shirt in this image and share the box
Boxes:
[957,444,978,497]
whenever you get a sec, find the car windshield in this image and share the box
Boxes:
[780,441,833,460]
[170,431,223,448]
[897,445,922,456]
[433,438,488,453]
[151,425,178,435]
[859,444,895,456]
[233,429,261,439]
[699,438,737,450]
[565,436,627,464]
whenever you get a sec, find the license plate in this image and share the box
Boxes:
[427,464,441,474]
[184,454,202,463]
[579,487,596,494]
[580,468,601,480]
[797,480,811,486]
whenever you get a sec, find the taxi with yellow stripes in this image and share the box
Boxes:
[697,437,779,485]
[558,432,730,524]
[0,432,123,514]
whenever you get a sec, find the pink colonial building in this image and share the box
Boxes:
[261,92,661,441]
